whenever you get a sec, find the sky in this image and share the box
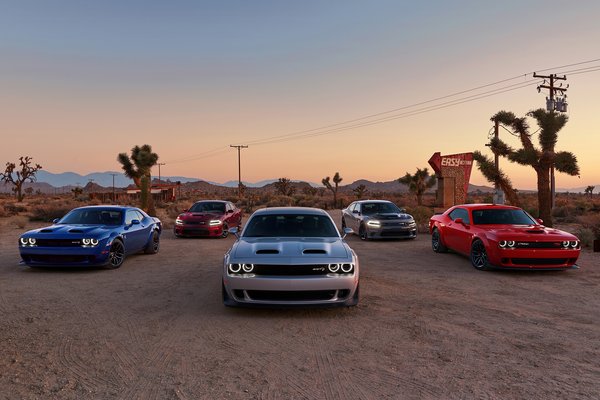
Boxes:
[1,0,599,189]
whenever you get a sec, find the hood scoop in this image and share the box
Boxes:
[303,249,327,254]
[256,249,279,254]
[526,229,545,234]
[40,229,54,233]
[68,229,84,233]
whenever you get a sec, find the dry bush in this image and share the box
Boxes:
[3,203,27,215]
[11,215,28,229]
[576,213,600,240]
[406,205,435,233]
[575,227,595,248]
[29,203,74,222]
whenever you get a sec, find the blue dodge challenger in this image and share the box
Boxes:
[19,206,161,268]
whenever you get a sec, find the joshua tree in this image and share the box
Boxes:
[274,178,296,196]
[302,186,318,196]
[322,172,343,208]
[584,185,595,197]
[71,186,83,198]
[1,156,43,201]
[472,151,521,207]
[487,109,579,227]
[352,184,368,199]
[398,168,436,206]
[117,144,159,215]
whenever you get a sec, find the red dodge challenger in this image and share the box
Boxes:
[174,200,242,238]
[429,204,581,270]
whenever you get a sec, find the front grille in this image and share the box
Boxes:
[245,290,340,302]
[183,221,205,225]
[182,229,210,236]
[511,258,568,265]
[34,239,82,247]
[514,242,563,249]
[380,230,414,237]
[252,264,330,276]
[25,255,93,264]
[382,222,412,227]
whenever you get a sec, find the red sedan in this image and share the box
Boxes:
[174,200,242,238]
[429,204,580,270]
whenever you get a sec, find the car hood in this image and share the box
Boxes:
[24,224,113,238]
[179,212,224,221]
[367,213,413,221]
[230,237,351,263]
[483,225,578,240]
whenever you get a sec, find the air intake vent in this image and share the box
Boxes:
[256,249,279,254]
[40,229,54,233]
[68,229,84,233]
[526,230,545,234]
[303,249,327,254]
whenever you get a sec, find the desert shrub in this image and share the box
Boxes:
[4,203,27,215]
[406,205,434,233]
[575,227,595,248]
[265,196,294,208]
[12,215,28,229]
[29,204,73,222]
[576,214,600,240]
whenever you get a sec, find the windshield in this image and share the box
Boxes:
[243,214,339,238]
[471,209,536,225]
[58,209,123,226]
[189,202,226,213]
[361,202,401,215]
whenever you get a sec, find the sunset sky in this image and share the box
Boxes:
[1,1,599,189]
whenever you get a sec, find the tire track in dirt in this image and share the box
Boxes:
[58,339,119,390]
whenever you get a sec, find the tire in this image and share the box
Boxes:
[107,240,125,269]
[359,224,368,241]
[431,228,447,253]
[470,239,489,271]
[221,223,229,238]
[144,231,160,254]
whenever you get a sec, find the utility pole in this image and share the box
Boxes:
[110,173,118,203]
[230,145,248,199]
[157,163,166,184]
[534,73,568,209]
[492,119,504,204]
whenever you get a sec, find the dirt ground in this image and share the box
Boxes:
[0,210,599,400]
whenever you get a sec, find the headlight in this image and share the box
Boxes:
[242,263,254,272]
[367,220,381,227]
[209,220,223,226]
[498,240,507,248]
[562,241,570,248]
[340,263,354,273]
[82,238,91,246]
[28,238,36,245]
[228,263,241,273]
[90,238,99,246]
[499,240,515,248]
[328,263,341,272]
[570,240,579,248]
[175,217,184,225]
[81,238,100,247]
[20,237,28,246]
[507,241,515,248]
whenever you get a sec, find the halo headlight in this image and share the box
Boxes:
[328,263,340,273]
[20,237,28,246]
[341,263,354,273]
[498,240,507,248]
[242,263,254,273]
[562,241,570,248]
[82,238,91,246]
[507,241,515,248]
[229,263,241,273]
[90,238,99,246]
[28,238,36,245]
[570,240,579,248]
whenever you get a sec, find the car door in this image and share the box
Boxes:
[444,208,472,255]
[230,202,242,227]
[348,203,360,231]
[123,210,147,252]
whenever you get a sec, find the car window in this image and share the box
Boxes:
[189,202,226,213]
[348,203,356,212]
[244,214,339,238]
[472,209,536,225]
[361,202,401,215]
[449,208,470,224]
[59,209,123,226]
[125,210,139,225]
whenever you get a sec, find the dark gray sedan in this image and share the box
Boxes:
[222,207,359,307]
[342,200,417,240]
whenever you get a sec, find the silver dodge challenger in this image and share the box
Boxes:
[222,207,359,307]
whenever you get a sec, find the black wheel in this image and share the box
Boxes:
[144,231,160,254]
[359,224,368,241]
[341,218,347,230]
[470,240,489,270]
[221,223,229,238]
[107,240,125,269]
[431,228,447,253]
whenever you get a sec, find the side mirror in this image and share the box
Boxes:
[52,218,60,224]
[227,209,234,214]
[352,210,360,214]
[536,218,544,225]
[131,219,141,225]
[400,208,406,213]
[228,227,240,238]
[342,227,354,238]
[454,218,464,225]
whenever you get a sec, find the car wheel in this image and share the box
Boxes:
[341,218,347,230]
[470,239,489,270]
[144,231,160,254]
[107,240,125,269]
[221,223,229,238]
[431,228,447,253]
[359,224,368,240]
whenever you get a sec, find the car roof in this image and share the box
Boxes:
[73,205,134,211]
[454,204,522,210]
[193,200,227,203]
[355,199,394,204]
[251,207,330,216]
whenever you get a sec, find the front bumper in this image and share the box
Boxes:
[366,225,417,239]
[223,272,359,307]
[174,224,223,237]
[488,247,581,270]
[19,246,110,267]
